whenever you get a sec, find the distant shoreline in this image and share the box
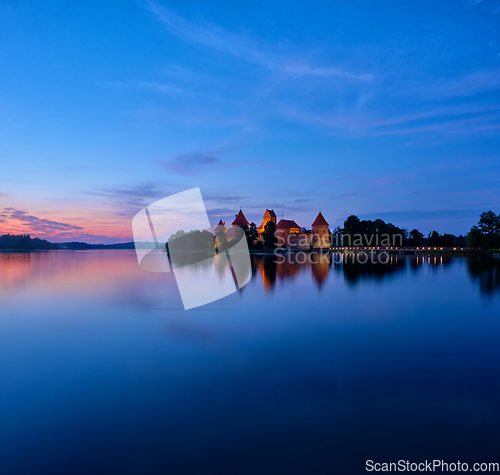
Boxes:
[0,247,484,256]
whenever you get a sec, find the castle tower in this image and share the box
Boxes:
[227,210,249,241]
[258,209,277,234]
[311,212,330,249]
[232,210,249,227]
[214,220,227,251]
[214,219,226,234]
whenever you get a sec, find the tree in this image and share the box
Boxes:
[467,226,482,248]
[408,229,424,246]
[331,226,343,247]
[440,233,455,247]
[262,220,277,249]
[167,229,213,251]
[247,222,259,249]
[454,235,466,247]
[478,210,499,235]
[0,234,58,250]
[343,215,406,247]
[467,211,500,250]
[343,215,362,247]
[427,230,440,246]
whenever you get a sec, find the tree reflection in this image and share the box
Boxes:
[466,256,500,296]
[334,252,407,286]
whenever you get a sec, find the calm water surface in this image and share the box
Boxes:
[1,250,500,474]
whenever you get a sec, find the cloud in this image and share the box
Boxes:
[160,152,218,176]
[285,102,500,137]
[367,112,500,137]
[82,183,179,218]
[428,69,500,98]
[280,63,374,82]
[463,0,485,10]
[357,208,485,222]
[146,1,373,82]
[94,184,167,200]
[133,81,182,93]
[100,80,182,93]
[146,0,270,66]
[5,209,84,233]
[0,208,132,243]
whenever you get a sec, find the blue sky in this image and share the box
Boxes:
[1,0,499,242]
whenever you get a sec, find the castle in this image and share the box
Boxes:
[216,208,330,249]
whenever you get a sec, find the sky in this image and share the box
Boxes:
[1,0,500,243]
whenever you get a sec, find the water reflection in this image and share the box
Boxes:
[253,253,331,292]
[1,250,500,474]
[252,252,408,290]
[467,255,500,296]
[251,251,500,296]
[2,251,500,300]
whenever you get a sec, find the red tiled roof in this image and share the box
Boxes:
[232,210,249,226]
[264,209,276,218]
[277,219,301,230]
[312,212,329,227]
[217,219,224,225]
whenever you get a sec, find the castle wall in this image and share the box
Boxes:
[311,225,330,249]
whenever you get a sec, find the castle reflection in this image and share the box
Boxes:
[251,251,485,291]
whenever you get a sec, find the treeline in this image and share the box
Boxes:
[60,242,135,250]
[336,216,467,248]
[167,229,214,251]
[0,234,59,250]
[467,210,500,250]
[0,235,136,250]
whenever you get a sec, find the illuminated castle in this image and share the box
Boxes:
[276,212,329,249]
[258,209,276,233]
[221,209,330,249]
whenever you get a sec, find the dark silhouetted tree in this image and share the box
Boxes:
[262,221,277,249]
[467,211,500,250]
[408,229,424,246]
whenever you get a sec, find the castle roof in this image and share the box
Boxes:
[232,210,249,226]
[215,219,226,230]
[264,209,276,218]
[277,219,301,230]
[312,212,329,227]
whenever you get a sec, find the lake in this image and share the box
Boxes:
[1,250,499,474]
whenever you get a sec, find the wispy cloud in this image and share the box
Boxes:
[463,0,486,10]
[426,68,500,98]
[280,63,374,82]
[160,152,218,176]
[100,80,182,93]
[1,207,134,244]
[146,0,270,66]
[284,102,500,137]
[82,183,178,218]
[358,208,485,223]
[146,0,373,82]
[132,81,182,93]
[4,209,84,233]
